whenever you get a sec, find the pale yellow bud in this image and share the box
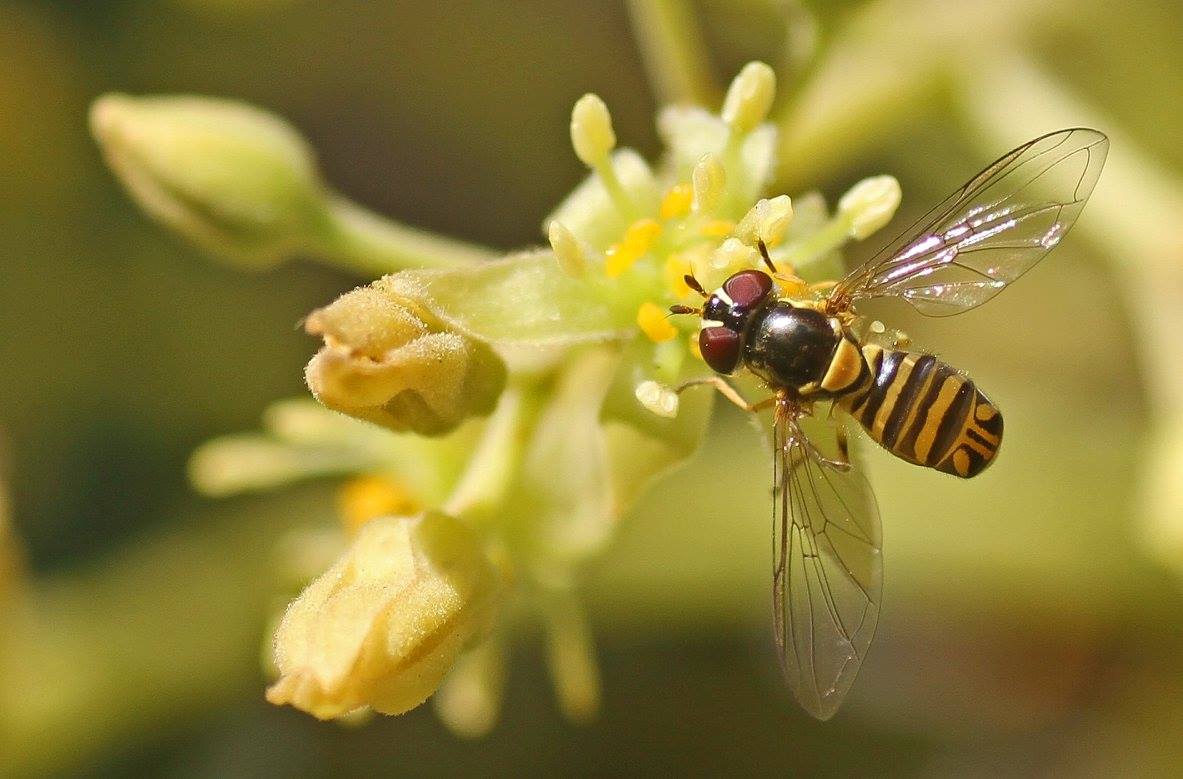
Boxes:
[735,195,794,247]
[634,380,679,418]
[721,61,777,134]
[838,175,902,240]
[547,220,587,277]
[90,93,330,267]
[570,94,617,168]
[304,282,506,436]
[691,153,726,214]
[266,512,501,720]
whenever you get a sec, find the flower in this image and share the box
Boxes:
[90,94,331,268]
[90,93,496,273]
[102,60,905,735]
[266,512,501,719]
[378,62,901,413]
[257,61,904,729]
[304,283,507,435]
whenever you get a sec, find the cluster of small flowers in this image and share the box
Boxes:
[91,62,902,733]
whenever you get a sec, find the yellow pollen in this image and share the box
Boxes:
[637,301,678,342]
[664,252,692,297]
[605,218,662,278]
[337,475,420,534]
[700,219,736,238]
[688,332,702,359]
[659,183,693,220]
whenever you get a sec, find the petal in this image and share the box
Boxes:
[380,251,637,347]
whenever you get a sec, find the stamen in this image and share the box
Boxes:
[636,301,678,342]
[659,183,693,220]
[635,380,679,418]
[708,237,755,272]
[736,195,793,247]
[547,220,587,277]
[570,94,616,168]
[838,175,902,240]
[699,219,736,238]
[664,252,692,297]
[570,93,634,216]
[337,475,420,534]
[604,218,661,278]
[691,153,726,214]
[721,62,776,136]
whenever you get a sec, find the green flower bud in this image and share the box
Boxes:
[90,94,331,268]
[304,283,507,436]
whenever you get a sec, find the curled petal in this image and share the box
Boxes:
[305,285,506,436]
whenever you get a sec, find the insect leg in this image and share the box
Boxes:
[804,424,852,472]
[676,376,775,413]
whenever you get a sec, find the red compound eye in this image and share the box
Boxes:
[699,326,741,374]
[723,269,773,310]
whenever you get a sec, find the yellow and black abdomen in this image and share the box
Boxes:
[838,345,1003,478]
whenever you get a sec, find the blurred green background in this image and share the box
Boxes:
[3,0,1183,775]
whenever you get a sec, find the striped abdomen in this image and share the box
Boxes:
[838,346,1003,478]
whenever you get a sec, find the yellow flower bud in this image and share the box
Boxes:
[838,175,902,240]
[304,283,507,436]
[267,512,501,720]
[721,61,777,134]
[90,94,331,268]
[570,94,617,168]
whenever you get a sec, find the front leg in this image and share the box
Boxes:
[676,376,776,414]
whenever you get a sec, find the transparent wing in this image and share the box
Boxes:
[833,128,1109,317]
[772,404,882,720]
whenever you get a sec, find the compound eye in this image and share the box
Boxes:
[699,326,741,374]
[723,269,773,310]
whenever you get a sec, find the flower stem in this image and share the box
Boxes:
[625,0,719,106]
[313,195,499,276]
[443,386,529,522]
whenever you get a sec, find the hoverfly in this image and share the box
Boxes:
[670,128,1109,719]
